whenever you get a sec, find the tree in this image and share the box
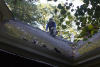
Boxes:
[34,2,76,41]
[74,0,100,41]
[4,0,38,25]
[35,2,56,30]
[47,0,100,42]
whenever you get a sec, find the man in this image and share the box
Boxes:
[46,18,56,37]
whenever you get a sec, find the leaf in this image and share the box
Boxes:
[58,23,61,26]
[83,38,88,42]
[88,42,92,44]
[71,9,74,12]
[61,9,67,15]
[77,6,79,9]
[93,30,97,34]
[66,6,70,10]
[68,16,72,20]
[74,13,78,16]
[80,18,83,22]
[65,2,68,5]
[57,4,62,9]
[77,26,81,30]
[64,14,67,18]
[76,22,80,25]
[60,18,64,22]
[66,21,70,25]
[55,9,58,13]
[47,0,52,1]
[62,25,66,29]
[88,35,92,38]
[69,3,72,6]
[57,27,59,29]
[78,10,84,15]
[54,0,57,2]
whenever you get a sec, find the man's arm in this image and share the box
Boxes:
[46,23,48,31]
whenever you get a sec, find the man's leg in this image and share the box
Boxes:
[50,29,53,36]
[53,27,56,37]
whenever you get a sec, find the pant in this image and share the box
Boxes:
[50,27,56,36]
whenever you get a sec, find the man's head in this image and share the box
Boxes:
[49,18,53,23]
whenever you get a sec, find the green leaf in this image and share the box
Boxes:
[47,0,52,1]
[64,14,67,18]
[60,18,64,22]
[65,2,68,5]
[88,35,92,38]
[66,6,70,9]
[55,9,57,13]
[54,0,57,2]
[88,42,92,44]
[69,3,72,6]
[77,26,81,30]
[57,26,59,29]
[74,20,77,22]
[68,16,72,20]
[61,9,67,15]
[71,9,74,12]
[62,25,66,29]
[58,23,61,26]
[66,21,70,25]
[77,6,79,9]
[98,25,100,27]
[67,12,70,15]
[94,30,97,34]
[76,22,80,25]
[83,38,88,42]
[80,18,83,22]
[57,4,62,9]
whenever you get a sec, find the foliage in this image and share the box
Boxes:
[34,2,76,41]
[74,0,100,40]
[4,0,39,26]
[47,0,100,41]
[35,3,56,29]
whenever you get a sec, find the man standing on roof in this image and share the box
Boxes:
[46,18,56,37]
